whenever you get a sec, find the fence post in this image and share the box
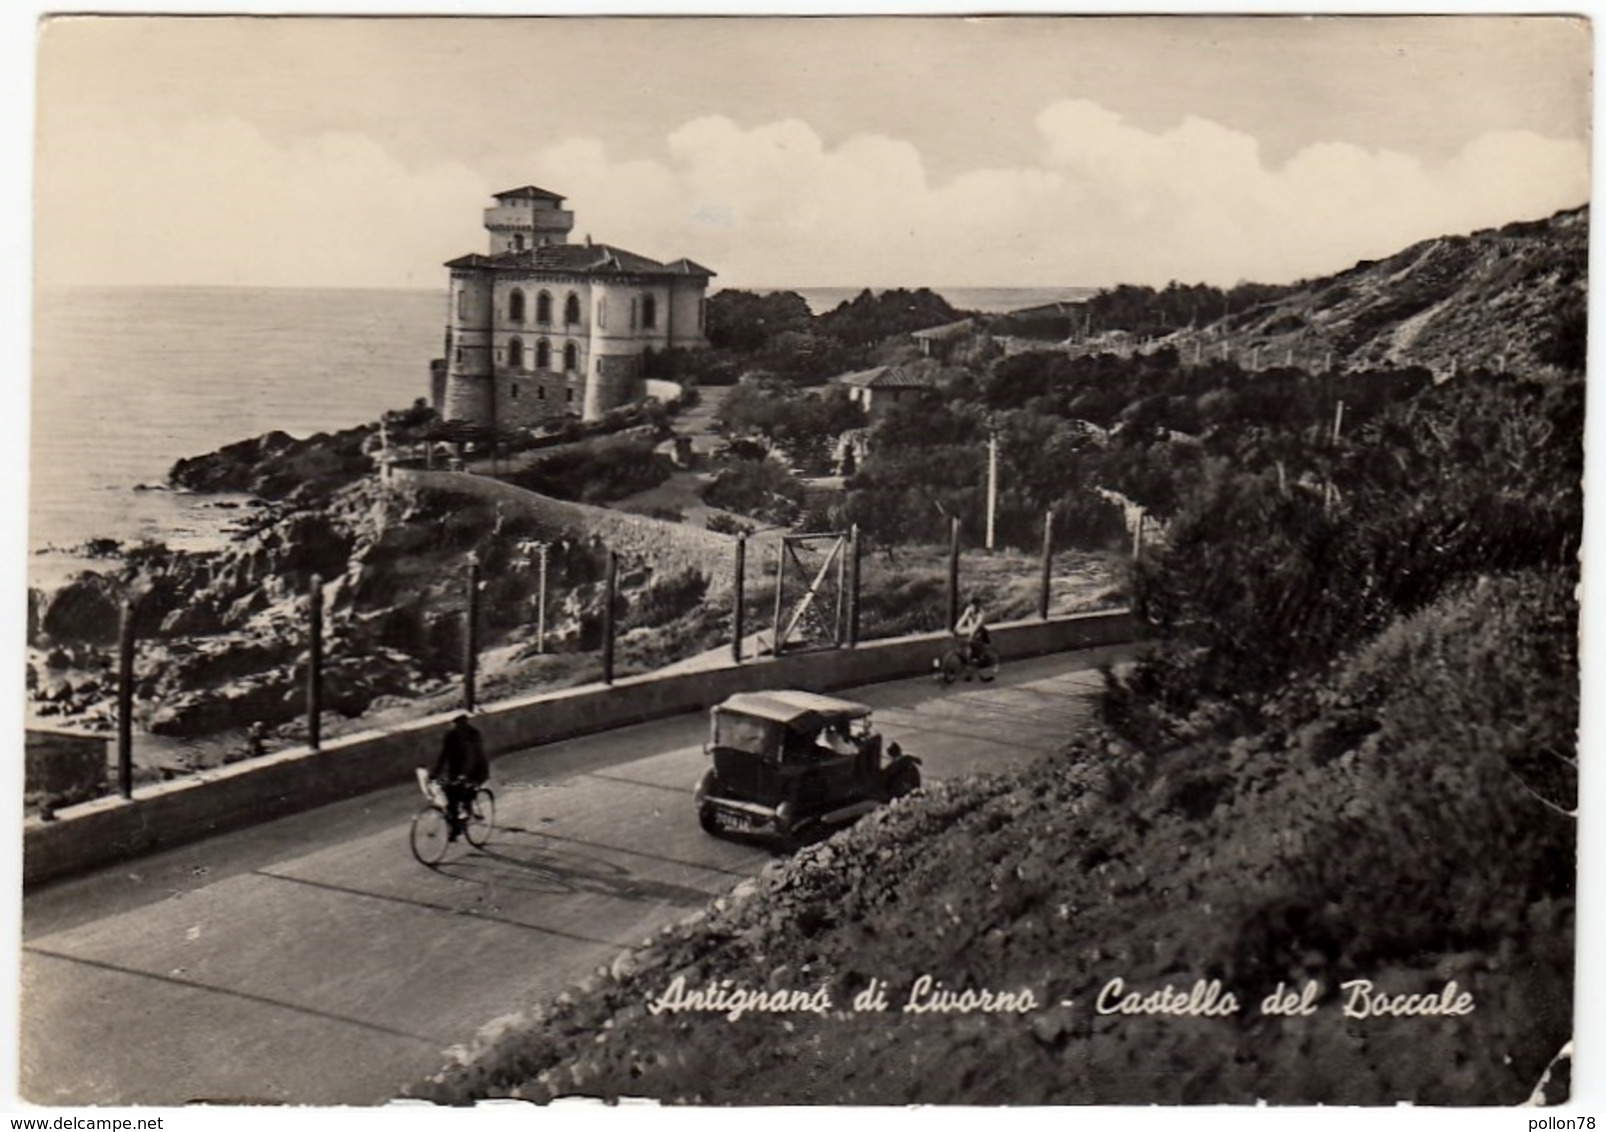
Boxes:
[771,539,788,657]
[602,551,618,685]
[847,524,861,647]
[731,535,746,663]
[117,599,135,800]
[1039,510,1054,620]
[536,542,549,655]
[307,573,323,751]
[464,553,479,711]
[947,516,961,631]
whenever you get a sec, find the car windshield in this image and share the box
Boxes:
[711,710,782,755]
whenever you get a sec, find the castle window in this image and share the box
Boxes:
[698,298,707,330]
[537,386,546,400]
[629,298,637,330]
[564,293,581,326]
[566,389,574,404]
[512,234,526,252]
[597,297,607,329]
[643,295,657,330]
[507,337,524,369]
[536,291,552,324]
[536,339,551,370]
[509,289,526,322]
[563,342,578,372]
[456,289,467,320]
[455,347,462,363]
[510,382,520,400]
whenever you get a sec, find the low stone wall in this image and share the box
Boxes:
[25,728,109,806]
[22,609,1134,888]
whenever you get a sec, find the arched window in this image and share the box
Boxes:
[507,337,523,369]
[536,291,553,324]
[509,289,526,322]
[563,342,578,372]
[564,293,581,326]
[535,339,551,370]
[643,295,657,330]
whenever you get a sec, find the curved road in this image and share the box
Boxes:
[19,647,1124,1106]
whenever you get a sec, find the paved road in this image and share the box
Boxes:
[18,647,1124,1106]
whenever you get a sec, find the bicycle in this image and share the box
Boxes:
[934,634,1000,684]
[410,767,496,865]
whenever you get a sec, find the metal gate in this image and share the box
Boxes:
[769,531,852,656]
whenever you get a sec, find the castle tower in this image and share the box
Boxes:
[483,186,574,254]
[443,268,495,425]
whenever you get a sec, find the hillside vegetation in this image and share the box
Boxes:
[416,206,1583,1105]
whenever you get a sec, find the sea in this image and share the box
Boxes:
[25,283,1093,587]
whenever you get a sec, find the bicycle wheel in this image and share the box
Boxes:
[937,649,964,685]
[410,805,453,865]
[464,787,496,848]
[976,645,1001,683]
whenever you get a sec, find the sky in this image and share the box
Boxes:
[28,13,1592,293]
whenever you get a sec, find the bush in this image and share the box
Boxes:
[503,437,672,504]
[705,513,755,537]
[701,461,805,525]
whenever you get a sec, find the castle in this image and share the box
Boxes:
[433,185,715,428]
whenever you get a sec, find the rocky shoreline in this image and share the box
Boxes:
[24,405,728,793]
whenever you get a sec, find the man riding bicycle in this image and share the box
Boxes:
[432,714,489,841]
[954,596,992,667]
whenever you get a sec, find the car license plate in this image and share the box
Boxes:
[719,810,758,832]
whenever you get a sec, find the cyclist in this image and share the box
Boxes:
[954,596,992,668]
[432,714,489,840]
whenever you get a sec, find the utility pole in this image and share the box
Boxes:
[985,431,999,552]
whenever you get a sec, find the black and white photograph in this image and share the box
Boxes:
[7,7,1594,1115]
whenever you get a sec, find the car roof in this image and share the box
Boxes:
[714,690,872,725]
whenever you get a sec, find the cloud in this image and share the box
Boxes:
[36,114,486,289]
[35,100,1589,291]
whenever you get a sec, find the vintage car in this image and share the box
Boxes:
[695,690,922,840]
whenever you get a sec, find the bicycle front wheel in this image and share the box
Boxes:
[464,787,496,848]
[410,805,453,865]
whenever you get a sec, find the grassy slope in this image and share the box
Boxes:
[413,571,1573,1106]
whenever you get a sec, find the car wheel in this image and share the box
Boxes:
[695,769,722,835]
